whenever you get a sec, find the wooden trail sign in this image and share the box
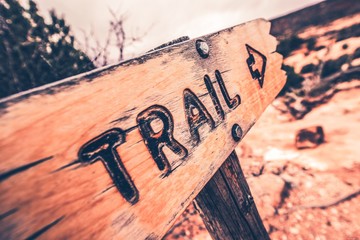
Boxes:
[0,19,285,239]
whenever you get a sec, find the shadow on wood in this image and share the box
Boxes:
[194,151,269,240]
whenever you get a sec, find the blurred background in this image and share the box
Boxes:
[1,0,359,239]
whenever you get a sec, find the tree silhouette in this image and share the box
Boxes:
[0,0,95,98]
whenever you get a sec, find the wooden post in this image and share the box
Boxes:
[195,151,269,240]
[0,19,285,239]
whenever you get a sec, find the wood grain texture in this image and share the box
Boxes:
[194,151,270,240]
[0,19,285,239]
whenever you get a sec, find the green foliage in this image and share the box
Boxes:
[278,64,305,96]
[354,47,360,59]
[0,0,95,98]
[306,38,316,51]
[314,45,326,51]
[277,36,304,58]
[300,63,318,74]
[335,23,360,42]
[277,36,321,58]
[321,54,348,78]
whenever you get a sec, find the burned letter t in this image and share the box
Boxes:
[78,128,139,204]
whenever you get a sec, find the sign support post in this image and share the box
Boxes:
[195,151,269,239]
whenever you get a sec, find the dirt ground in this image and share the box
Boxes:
[164,80,360,240]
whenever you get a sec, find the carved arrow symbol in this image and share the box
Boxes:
[245,44,267,88]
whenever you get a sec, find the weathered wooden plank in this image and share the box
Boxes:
[0,19,285,239]
[194,151,269,240]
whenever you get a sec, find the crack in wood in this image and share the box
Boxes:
[110,115,131,124]
[25,216,64,240]
[100,184,116,195]
[52,159,81,173]
[0,208,18,221]
[0,156,53,182]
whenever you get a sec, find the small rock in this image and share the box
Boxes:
[289,227,300,234]
[264,147,300,161]
[330,208,338,215]
[305,180,313,188]
[295,213,303,221]
[295,126,325,149]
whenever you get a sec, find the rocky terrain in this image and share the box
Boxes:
[164,0,360,239]
[165,82,360,240]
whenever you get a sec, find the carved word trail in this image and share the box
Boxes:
[78,44,266,204]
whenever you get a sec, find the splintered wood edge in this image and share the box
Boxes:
[0,18,286,239]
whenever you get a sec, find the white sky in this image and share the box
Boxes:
[35,0,323,60]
